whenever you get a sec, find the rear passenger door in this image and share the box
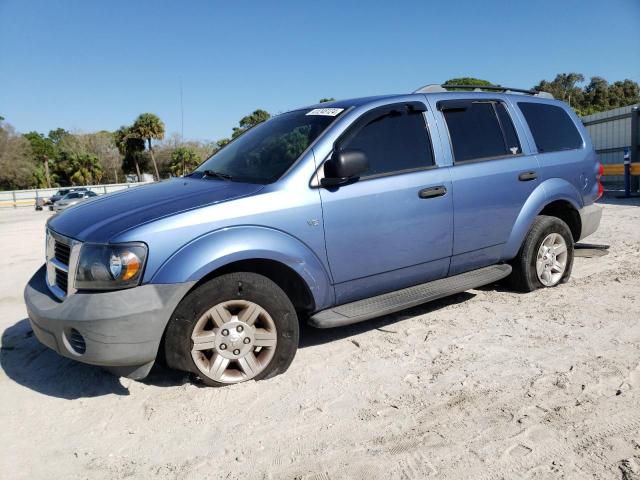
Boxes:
[435,98,540,275]
[516,101,590,195]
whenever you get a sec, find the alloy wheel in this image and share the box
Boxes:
[536,233,568,287]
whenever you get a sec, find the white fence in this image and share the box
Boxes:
[0,181,153,208]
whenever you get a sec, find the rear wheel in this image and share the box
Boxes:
[164,272,299,386]
[507,215,574,292]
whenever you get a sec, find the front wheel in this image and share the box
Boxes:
[507,215,574,292]
[164,272,299,386]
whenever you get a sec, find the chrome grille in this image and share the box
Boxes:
[46,229,81,301]
[54,242,71,264]
[55,269,68,292]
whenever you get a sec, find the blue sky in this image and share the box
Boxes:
[1,0,639,141]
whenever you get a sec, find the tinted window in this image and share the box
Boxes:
[518,102,583,153]
[442,101,514,162]
[343,110,433,176]
[495,103,521,154]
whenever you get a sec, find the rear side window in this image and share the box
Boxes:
[518,102,583,153]
[495,103,520,154]
[440,100,521,162]
[343,109,434,176]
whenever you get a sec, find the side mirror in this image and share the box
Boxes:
[321,149,368,187]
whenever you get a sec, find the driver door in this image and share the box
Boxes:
[317,102,453,304]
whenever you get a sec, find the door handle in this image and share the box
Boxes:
[518,171,538,181]
[418,185,447,199]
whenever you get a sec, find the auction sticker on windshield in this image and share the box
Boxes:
[306,108,344,116]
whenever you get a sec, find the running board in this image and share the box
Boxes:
[309,264,512,329]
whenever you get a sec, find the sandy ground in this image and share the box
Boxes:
[1,196,640,480]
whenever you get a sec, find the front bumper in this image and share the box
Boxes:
[24,265,194,379]
[578,203,603,241]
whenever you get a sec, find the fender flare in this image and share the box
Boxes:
[502,178,583,259]
[150,225,334,311]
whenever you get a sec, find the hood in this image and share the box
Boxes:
[48,178,264,242]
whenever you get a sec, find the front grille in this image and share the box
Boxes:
[67,329,86,354]
[54,241,71,264]
[55,269,68,292]
[46,229,79,300]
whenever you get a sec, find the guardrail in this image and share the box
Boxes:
[602,163,640,176]
[0,182,153,209]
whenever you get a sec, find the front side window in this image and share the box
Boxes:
[518,102,583,153]
[194,109,343,183]
[342,109,434,176]
[441,100,521,163]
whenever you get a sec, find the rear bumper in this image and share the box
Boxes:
[24,265,194,379]
[578,203,602,241]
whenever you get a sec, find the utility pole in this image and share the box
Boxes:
[180,78,184,144]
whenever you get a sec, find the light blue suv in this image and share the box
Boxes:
[24,84,603,386]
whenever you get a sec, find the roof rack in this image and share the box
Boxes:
[413,83,554,99]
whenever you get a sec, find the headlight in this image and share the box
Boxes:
[75,243,147,290]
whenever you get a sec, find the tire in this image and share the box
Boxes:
[507,215,574,293]
[164,272,299,387]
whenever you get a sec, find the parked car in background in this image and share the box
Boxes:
[52,190,97,212]
[45,188,88,210]
[25,84,603,387]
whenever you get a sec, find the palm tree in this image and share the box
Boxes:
[69,153,103,185]
[114,126,145,180]
[133,113,165,180]
[169,146,200,177]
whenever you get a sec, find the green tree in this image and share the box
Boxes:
[443,77,494,88]
[114,125,147,180]
[319,97,335,103]
[169,146,200,177]
[216,138,231,148]
[231,109,270,138]
[608,79,640,110]
[55,151,103,185]
[76,130,122,183]
[582,76,609,114]
[48,127,71,146]
[534,73,585,108]
[0,121,36,189]
[132,113,165,180]
[532,73,639,115]
[23,131,57,187]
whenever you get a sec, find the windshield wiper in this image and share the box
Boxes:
[201,170,233,181]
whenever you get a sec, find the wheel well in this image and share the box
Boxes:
[539,200,581,242]
[195,259,316,313]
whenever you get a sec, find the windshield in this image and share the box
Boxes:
[57,189,69,195]
[65,192,83,199]
[194,109,344,183]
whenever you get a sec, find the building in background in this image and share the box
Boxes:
[582,104,640,191]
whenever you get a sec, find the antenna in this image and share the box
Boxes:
[180,77,184,143]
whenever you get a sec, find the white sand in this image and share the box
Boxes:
[1,197,639,479]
